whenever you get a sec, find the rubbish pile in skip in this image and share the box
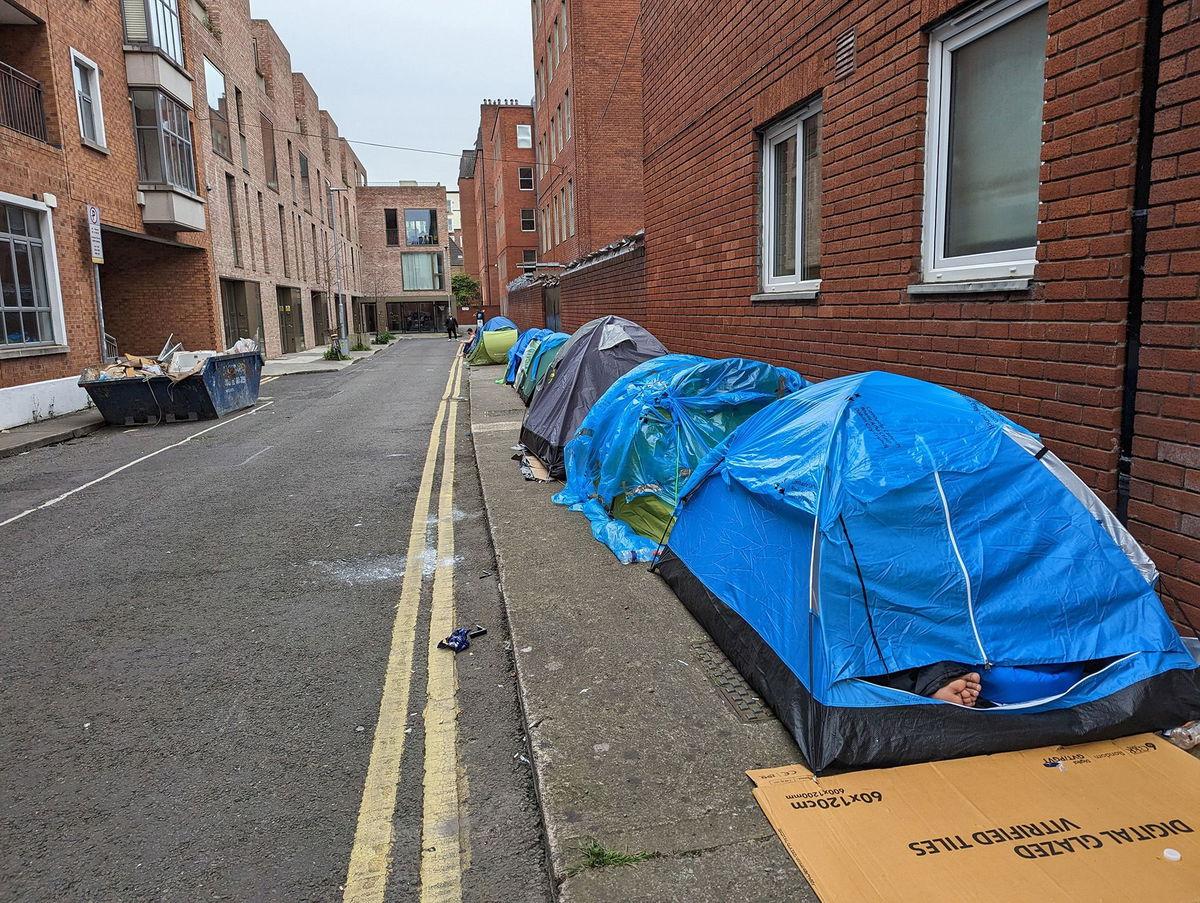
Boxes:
[470,312,1200,773]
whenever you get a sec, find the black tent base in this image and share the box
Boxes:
[518,426,566,480]
[656,547,1200,774]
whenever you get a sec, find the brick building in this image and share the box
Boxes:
[573,0,1197,620]
[458,101,537,318]
[0,0,216,428]
[529,0,644,265]
[356,183,454,333]
[188,0,366,357]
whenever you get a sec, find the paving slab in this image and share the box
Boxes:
[467,365,816,902]
[0,409,105,460]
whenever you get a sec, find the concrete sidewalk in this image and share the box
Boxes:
[467,366,816,902]
[0,409,105,460]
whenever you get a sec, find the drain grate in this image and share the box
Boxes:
[691,639,774,723]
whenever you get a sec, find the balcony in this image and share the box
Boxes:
[0,60,47,142]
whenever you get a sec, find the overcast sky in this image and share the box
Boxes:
[249,0,534,189]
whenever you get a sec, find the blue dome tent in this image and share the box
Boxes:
[656,371,1200,772]
[554,354,807,563]
[516,332,570,405]
[505,328,552,385]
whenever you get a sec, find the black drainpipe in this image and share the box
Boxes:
[1116,0,1166,525]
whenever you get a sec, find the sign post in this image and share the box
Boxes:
[86,205,109,360]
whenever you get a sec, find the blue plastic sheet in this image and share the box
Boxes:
[554,355,807,563]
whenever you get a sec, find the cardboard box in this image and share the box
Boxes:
[748,734,1200,902]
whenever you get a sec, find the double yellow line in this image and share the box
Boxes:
[343,355,465,903]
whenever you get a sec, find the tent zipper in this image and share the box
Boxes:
[933,470,990,667]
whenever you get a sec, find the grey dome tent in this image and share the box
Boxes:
[519,316,667,479]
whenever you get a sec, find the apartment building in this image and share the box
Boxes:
[458,101,537,317]
[529,0,644,264]
[602,0,1197,620]
[0,0,217,427]
[356,184,454,333]
[188,0,366,356]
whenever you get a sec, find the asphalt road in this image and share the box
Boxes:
[0,338,549,902]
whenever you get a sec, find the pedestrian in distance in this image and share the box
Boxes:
[475,309,485,329]
[446,315,459,340]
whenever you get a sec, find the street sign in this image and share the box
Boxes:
[86,204,104,264]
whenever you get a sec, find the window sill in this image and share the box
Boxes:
[0,343,69,360]
[907,278,1031,295]
[138,182,205,204]
[81,138,110,156]
[751,289,819,303]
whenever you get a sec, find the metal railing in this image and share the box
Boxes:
[0,61,48,142]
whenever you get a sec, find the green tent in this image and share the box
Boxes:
[516,332,569,404]
[465,317,518,365]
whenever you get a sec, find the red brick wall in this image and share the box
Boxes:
[100,235,217,355]
[531,0,644,264]
[628,0,1198,617]
[560,244,647,333]
[0,0,214,391]
[1137,0,1200,621]
[507,282,547,331]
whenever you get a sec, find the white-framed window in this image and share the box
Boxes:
[0,192,65,349]
[516,123,533,148]
[567,178,575,236]
[761,100,822,292]
[923,0,1048,283]
[564,90,571,140]
[70,49,106,149]
[521,208,536,231]
[518,167,534,190]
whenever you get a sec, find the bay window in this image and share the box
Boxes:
[132,89,197,193]
[122,0,184,68]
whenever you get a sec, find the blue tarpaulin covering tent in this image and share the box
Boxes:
[656,371,1200,772]
[506,328,552,384]
[554,354,807,563]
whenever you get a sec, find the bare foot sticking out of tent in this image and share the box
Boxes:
[931,672,981,707]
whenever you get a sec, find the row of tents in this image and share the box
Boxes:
[466,314,1200,772]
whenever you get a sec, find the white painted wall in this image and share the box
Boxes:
[0,376,92,430]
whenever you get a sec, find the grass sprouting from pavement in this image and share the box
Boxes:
[572,838,659,873]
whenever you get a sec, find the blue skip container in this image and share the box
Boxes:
[80,351,265,426]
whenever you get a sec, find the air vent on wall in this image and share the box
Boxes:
[835,27,856,80]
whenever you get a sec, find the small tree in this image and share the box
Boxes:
[451,273,481,308]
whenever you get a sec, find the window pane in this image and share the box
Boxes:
[205,58,232,160]
[944,4,1048,258]
[5,310,23,343]
[405,209,436,245]
[402,253,435,290]
[801,112,821,281]
[13,243,36,305]
[6,204,26,236]
[516,124,532,148]
[0,238,16,307]
[771,134,797,278]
